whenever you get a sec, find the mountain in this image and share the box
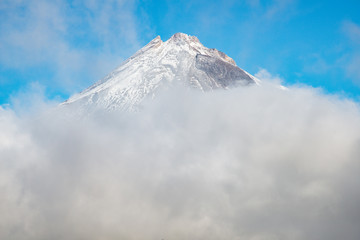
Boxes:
[62,33,259,112]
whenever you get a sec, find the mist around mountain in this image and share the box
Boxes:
[1,34,360,240]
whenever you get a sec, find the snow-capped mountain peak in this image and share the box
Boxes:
[63,33,258,112]
[168,32,200,44]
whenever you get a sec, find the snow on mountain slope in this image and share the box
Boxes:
[62,33,258,112]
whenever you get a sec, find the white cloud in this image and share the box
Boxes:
[8,82,59,116]
[0,83,360,239]
[255,68,283,84]
[0,0,145,94]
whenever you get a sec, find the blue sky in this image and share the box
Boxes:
[1,0,360,105]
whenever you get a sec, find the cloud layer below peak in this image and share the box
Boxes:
[1,79,360,239]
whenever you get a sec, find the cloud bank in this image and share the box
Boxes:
[1,80,360,239]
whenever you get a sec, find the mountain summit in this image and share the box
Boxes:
[63,33,258,111]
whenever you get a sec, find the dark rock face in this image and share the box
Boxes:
[195,54,255,87]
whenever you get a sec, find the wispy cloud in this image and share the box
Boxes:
[302,54,331,75]
[342,20,360,85]
[243,0,298,20]
[0,0,145,97]
[263,0,298,20]
[246,0,261,8]
[343,20,360,45]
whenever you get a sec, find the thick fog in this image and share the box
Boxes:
[1,80,360,240]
